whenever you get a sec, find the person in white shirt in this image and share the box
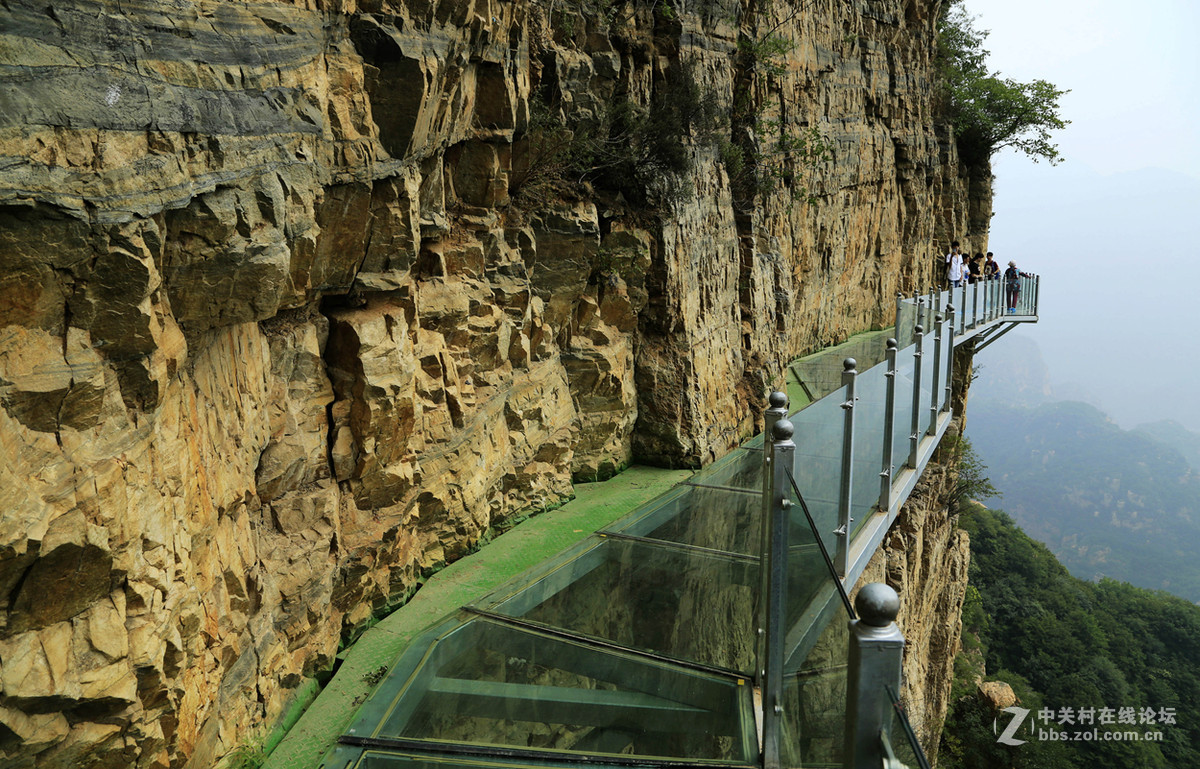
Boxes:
[945,241,965,288]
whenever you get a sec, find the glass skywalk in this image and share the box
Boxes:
[319,279,1039,769]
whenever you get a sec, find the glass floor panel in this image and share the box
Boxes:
[333,614,757,766]
[477,537,759,673]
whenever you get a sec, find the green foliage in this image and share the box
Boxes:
[738,33,793,78]
[937,1,1069,167]
[508,97,586,215]
[581,66,722,205]
[941,505,1200,768]
[960,583,989,640]
[726,32,833,206]
[510,65,722,214]
[223,739,266,769]
[944,435,998,514]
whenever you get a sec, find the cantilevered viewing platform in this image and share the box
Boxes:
[270,277,1039,769]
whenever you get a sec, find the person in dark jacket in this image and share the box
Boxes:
[983,252,999,280]
[967,253,983,284]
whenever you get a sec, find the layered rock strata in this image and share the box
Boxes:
[0,0,987,764]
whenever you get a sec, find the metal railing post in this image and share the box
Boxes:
[757,391,789,689]
[763,418,796,769]
[944,304,955,414]
[1035,275,1041,315]
[907,325,923,468]
[836,358,857,578]
[844,584,905,769]
[959,281,967,333]
[894,292,904,347]
[878,340,898,512]
[927,314,942,436]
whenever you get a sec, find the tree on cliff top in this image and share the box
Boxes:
[937,1,1069,169]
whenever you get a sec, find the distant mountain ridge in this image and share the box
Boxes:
[967,334,1200,600]
[1135,419,1200,474]
[966,398,1200,601]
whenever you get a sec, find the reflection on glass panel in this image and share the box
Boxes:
[485,538,758,673]
[891,346,917,482]
[895,301,917,350]
[779,603,848,768]
[850,363,888,535]
[788,389,845,559]
[783,512,837,636]
[608,481,763,556]
[690,447,764,493]
[918,322,937,433]
[791,355,847,403]
[939,322,954,408]
[790,336,893,404]
[963,284,972,329]
[369,617,755,763]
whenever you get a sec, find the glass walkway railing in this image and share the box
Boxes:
[319,278,1039,769]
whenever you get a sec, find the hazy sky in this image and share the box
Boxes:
[963,0,1200,431]
[969,0,1200,178]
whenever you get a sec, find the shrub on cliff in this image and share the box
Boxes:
[937,1,1069,168]
[509,64,721,214]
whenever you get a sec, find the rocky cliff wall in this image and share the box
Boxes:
[0,0,986,764]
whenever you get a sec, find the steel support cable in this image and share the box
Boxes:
[785,470,857,621]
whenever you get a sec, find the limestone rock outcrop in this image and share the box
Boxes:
[0,0,988,764]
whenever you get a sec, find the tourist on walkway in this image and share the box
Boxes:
[967,253,983,284]
[1004,260,1032,312]
[946,242,965,288]
[983,252,999,280]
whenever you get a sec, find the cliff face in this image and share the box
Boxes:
[0,0,984,765]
